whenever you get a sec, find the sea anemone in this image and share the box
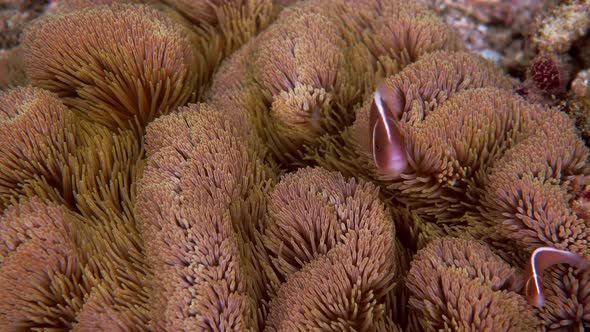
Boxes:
[360,0,465,77]
[479,108,590,259]
[406,237,539,331]
[207,0,466,168]
[311,51,514,184]
[137,103,272,330]
[0,198,88,330]
[260,166,395,288]
[22,3,197,134]
[0,86,76,210]
[247,6,357,165]
[1,0,589,330]
[537,264,590,331]
[263,167,399,330]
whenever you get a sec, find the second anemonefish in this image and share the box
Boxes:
[523,246,590,308]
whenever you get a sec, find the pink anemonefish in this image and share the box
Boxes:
[523,246,589,308]
[369,80,408,176]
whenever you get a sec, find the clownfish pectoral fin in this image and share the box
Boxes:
[523,273,544,308]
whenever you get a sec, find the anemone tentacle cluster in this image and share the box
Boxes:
[0,0,589,331]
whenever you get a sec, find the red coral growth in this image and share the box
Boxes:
[529,55,567,93]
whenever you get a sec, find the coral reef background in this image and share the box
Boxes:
[0,0,589,331]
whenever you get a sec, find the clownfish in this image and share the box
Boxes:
[523,246,590,308]
[369,80,408,176]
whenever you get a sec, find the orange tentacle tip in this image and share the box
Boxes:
[523,246,590,308]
